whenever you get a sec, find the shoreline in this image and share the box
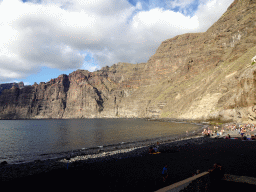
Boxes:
[3,132,256,191]
[1,119,205,165]
[0,131,207,182]
[3,135,255,191]
[59,134,207,164]
[1,120,246,176]
[2,121,250,186]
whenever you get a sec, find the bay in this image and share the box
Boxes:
[0,118,201,164]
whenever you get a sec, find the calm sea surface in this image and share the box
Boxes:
[0,119,200,164]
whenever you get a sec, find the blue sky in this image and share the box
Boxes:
[0,0,234,85]
[127,0,200,16]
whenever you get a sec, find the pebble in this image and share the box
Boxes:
[0,161,8,165]
[1,135,215,182]
[59,147,144,163]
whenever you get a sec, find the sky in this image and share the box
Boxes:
[0,0,234,85]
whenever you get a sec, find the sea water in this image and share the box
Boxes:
[0,118,201,164]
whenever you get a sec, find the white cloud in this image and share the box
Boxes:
[131,8,199,31]
[0,0,234,83]
[23,82,31,85]
[88,65,100,72]
[12,80,30,85]
[136,2,142,10]
[167,0,195,10]
[195,0,234,31]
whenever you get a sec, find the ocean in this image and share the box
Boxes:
[0,118,201,164]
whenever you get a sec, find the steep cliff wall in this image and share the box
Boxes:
[0,0,256,122]
[0,85,34,119]
[138,0,256,122]
[0,82,24,94]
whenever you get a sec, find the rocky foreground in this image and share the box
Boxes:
[0,134,206,182]
[2,130,256,191]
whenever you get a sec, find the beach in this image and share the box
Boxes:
[2,125,256,191]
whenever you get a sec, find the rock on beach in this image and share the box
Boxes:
[3,131,256,191]
[0,135,206,182]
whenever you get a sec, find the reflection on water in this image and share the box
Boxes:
[0,119,200,163]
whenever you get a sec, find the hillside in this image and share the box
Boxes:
[0,0,256,123]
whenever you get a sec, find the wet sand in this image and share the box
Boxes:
[2,134,256,191]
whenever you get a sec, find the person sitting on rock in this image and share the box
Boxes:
[209,163,224,184]
[225,134,230,139]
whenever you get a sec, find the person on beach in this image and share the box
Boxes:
[162,165,168,182]
[153,146,158,152]
[241,128,245,138]
[149,147,155,154]
[209,163,224,184]
[192,169,200,176]
[220,129,224,135]
[225,134,230,139]
[202,129,209,136]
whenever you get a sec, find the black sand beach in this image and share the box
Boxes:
[2,135,256,191]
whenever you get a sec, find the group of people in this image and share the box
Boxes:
[238,125,256,140]
[224,123,256,133]
[201,123,256,140]
[148,143,160,154]
[149,147,157,154]
[202,128,212,136]
[202,126,226,136]
[148,141,160,153]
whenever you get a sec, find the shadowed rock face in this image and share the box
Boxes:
[0,82,24,94]
[0,0,256,122]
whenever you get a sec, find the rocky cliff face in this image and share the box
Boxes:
[0,0,256,122]
[0,82,24,94]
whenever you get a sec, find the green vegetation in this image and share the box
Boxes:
[252,61,255,65]
[207,117,233,125]
[160,111,171,118]
[209,121,223,126]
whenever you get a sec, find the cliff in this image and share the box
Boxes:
[0,82,24,94]
[0,0,256,122]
